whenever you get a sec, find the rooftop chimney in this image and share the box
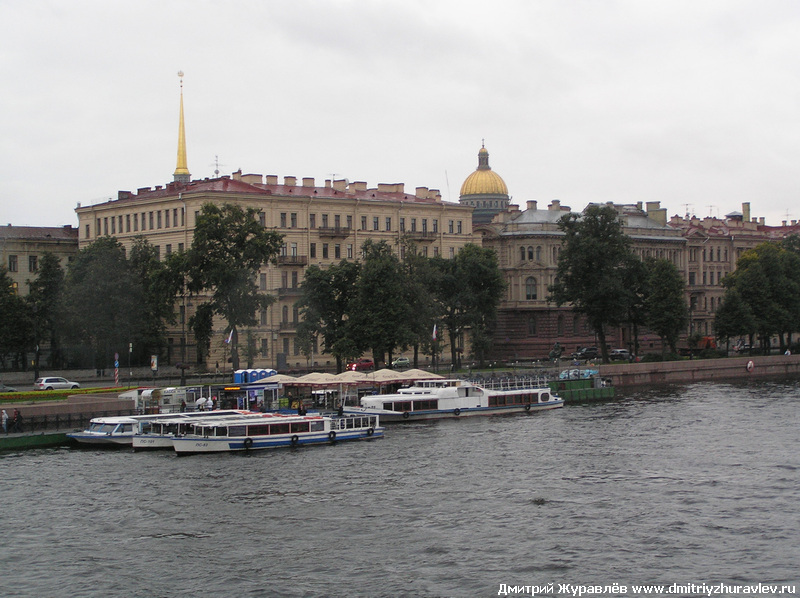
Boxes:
[527,200,537,211]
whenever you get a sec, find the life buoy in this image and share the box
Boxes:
[453,408,461,416]
[366,427,374,437]
[290,435,299,445]
[402,411,410,419]
[328,431,336,441]
[243,437,253,449]
[524,404,531,412]
[746,360,754,372]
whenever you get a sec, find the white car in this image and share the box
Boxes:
[34,377,80,391]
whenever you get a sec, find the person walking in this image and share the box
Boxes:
[1,409,8,434]
[11,409,22,433]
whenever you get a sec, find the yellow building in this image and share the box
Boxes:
[0,225,78,295]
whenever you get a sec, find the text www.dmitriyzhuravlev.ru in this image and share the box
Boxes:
[498,582,797,596]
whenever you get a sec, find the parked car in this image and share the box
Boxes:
[34,377,80,391]
[0,383,17,393]
[571,346,598,360]
[346,358,374,372]
[609,349,631,361]
[391,357,410,369]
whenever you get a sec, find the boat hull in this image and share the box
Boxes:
[350,400,563,423]
[66,433,133,446]
[172,427,383,455]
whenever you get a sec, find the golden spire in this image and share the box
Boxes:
[173,71,190,183]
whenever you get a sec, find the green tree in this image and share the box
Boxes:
[61,236,145,369]
[431,244,505,368]
[186,203,284,370]
[26,252,65,369]
[296,260,361,372]
[129,237,185,363]
[400,246,441,367]
[644,258,688,357]
[620,255,649,357]
[549,205,634,363]
[714,288,756,351]
[0,267,31,370]
[350,240,411,367]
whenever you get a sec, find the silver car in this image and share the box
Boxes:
[34,377,80,391]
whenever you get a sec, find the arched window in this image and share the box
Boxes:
[557,314,564,336]
[536,246,541,261]
[282,305,289,323]
[528,315,536,336]
[525,277,537,300]
[527,246,534,260]
[520,246,526,261]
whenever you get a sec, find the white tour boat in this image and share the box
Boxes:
[68,410,254,447]
[67,415,142,445]
[171,412,383,455]
[131,410,261,450]
[344,378,563,422]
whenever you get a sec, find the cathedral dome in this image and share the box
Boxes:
[459,146,508,196]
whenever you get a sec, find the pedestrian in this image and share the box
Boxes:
[12,409,23,433]
[180,400,187,413]
[205,396,213,411]
[2,409,8,434]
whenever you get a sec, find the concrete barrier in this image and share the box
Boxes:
[598,354,800,388]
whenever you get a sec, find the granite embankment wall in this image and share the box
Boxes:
[598,354,800,389]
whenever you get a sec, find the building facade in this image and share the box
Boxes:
[0,225,79,295]
[75,172,476,371]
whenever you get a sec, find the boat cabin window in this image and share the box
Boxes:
[290,422,310,433]
[310,421,324,432]
[247,424,270,437]
[412,400,437,411]
[228,425,247,437]
[271,423,290,435]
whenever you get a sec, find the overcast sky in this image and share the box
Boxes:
[2,0,800,228]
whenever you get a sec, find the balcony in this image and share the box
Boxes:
[317,226,351,238]
[276,255,308,267]
[279,321,297,332]
[277,287,303,298]
[403,231,437,242]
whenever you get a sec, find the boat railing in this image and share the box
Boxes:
[469,375,551,391]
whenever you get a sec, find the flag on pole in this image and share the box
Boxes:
[225,329,233,344]
[432,324,437,341]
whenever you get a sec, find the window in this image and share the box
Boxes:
[448,220,454,234]
[322,214,329,228]
[282,305,289,323]
[457,221,462,234]
[133,214,139,232]
[400,218,405,232]
[346,215,353,229]
[165,210,170,228]
[291,271,298,288]
[433,219,438,233]
[126,214,131,232]
[29,255,38,272]
[259,212,266,227]
[322,243,329,259]
[411,218,417,232]
[309,214,316,229]
[166,244,172,255]
[347,244,353,259]
[422,219,428,233]
[291,213,297,228]
[310,243,316,258]
[536,246,542,261]
[528,316,536,336]
[689,272,696,286]
[111,217,116,234]
[520,247,526,261]
[335,244,341,259]
[8,255,18,272]
[373,217,379,231]
[149,212,154,229]
[280,213,287,227]
[281,271,288,288]
[290,242,297,257]
[386,217,392,231]
[527,246,533,260]
[334,215,341,228]
[260,273,267,291]
[361,216,367,230]
[525,277,537,300]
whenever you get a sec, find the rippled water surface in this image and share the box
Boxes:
[1,380,798,597]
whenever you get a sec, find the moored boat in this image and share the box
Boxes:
[131,410,259,450]
[171,412,383,455]
[344,378,562,422]
[69,410,255,447]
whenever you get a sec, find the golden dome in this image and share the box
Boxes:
[459,145,508,196]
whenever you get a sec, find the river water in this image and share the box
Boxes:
[1,380,798,598]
